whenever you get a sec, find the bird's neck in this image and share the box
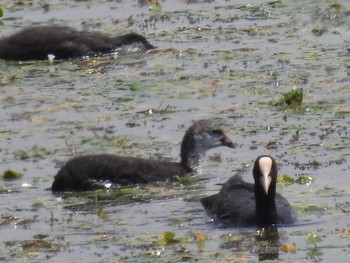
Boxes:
[180,135,202,173]
[255,186,277,226]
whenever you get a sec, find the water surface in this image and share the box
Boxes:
[0,0,350,262]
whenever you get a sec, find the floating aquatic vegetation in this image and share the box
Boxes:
[312,26,327,37]
[13,150,30,160]
[208,152,222,162]
[115,138,138,149]
[277,174,295,186]
[292,160,322,170]
[193,232,207,242]
[14,1,34,6]
[293,203,326,213]
[31,202,44,210]
[267,0,283,6]
[245,87,268,96]
[81,135,115,146]
[125,121,140,127]
[4,239,63,254]
[0,187,10,194]
[129,81,141,91]
[295,175,315,185]
[237,4,271,19]
[138,103,177,115]
[2,169,23,180]
[306,233,323,248]
[33,233,49,240]
[340,229,350,239]
[0,73,17,85]
[269,88,304,110]
[116,96,133,103]
[16,217,38,227]
[220,233,246,249]
[281,242,297,253]
[329,2,342,10]
[13,145,54,160]
[94,191,109,219]
[277,174,314,186]
[0,215,17,226]
[289,130,300,143]
[167,217,192,224]
[314,186,344,197]
[149,0,162,13]
[266,139,281,149]
[243,26,270,36]
[176,175,200,186]
[157,231,179,245]
[156,231,195,247]
[61,182,190,212]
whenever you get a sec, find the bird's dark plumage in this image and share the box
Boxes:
[52,120,235,191]
[201,155,297,227]
[0,26,155,60]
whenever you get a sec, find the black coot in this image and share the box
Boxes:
[201,155,297,227]
[0,26,155,60]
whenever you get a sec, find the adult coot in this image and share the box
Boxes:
[0,26,155,60]
[52,119,235,191]
[201,155,297,227]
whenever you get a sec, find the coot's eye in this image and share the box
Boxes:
[211,129,223,136]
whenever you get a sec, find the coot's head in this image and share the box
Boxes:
[180,119,235,172]
[183,119,235,154]
[253,155,277,195]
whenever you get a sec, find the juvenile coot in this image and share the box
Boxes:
[201,155,297,227]
[0,26,155,60]
[52,119,235,191]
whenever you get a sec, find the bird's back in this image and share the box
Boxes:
[52,154,187,191]
[201,174,298,227]
[0,26,154,60]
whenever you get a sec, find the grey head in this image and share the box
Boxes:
[180,119,235,172]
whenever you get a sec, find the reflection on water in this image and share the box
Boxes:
[256,226,279,261]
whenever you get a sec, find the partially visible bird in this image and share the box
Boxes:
[0,26,155,60]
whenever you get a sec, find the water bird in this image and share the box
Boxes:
[0,26,155,60]
[52,119,235,191]
[201,155,297,227]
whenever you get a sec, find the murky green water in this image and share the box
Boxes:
[0,0,350,262]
